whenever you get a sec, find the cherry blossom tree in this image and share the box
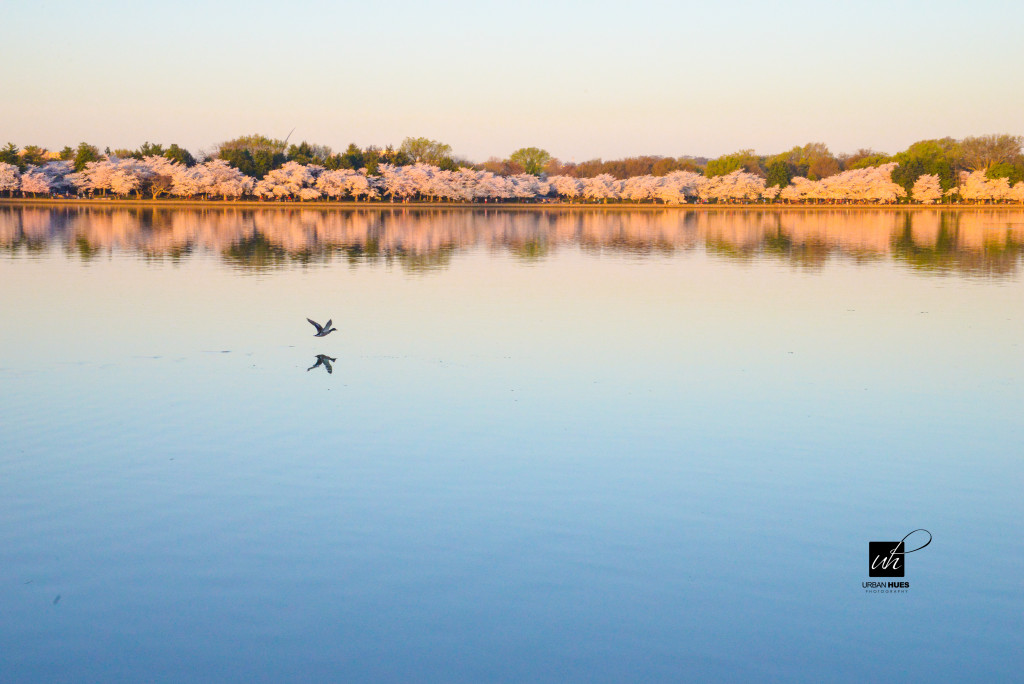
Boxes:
[346,172,378,201]
[779,177,819,203]
[622,175,660,203]
[378,163,418,202]
[959,170,1011,202]
[826,163,905,203]
[704,170,766,202]
[428,170,462,202]
[65,157,156,197]
[777,164,905,203]
[315,168,359,199]
[734,171,769,201]
[75,159,118,195]
[480,172,513,201]
[533,176,551,199]
[655,171,701,204]
[1009,182,1024,203]
[19,166,52,196]
[581,174,620,203]
[450,168,488,202]
[254,161,316,199]
[112,158,159,197]
[109,169,141,197]
[761,185,781,202]
[43,161,74,195]
[911,174,943,204]
[198,159,254,199]
[141,155,180,199]
[0,162,19,195]
[403,163,437,200]
[18,161,74,196]
[15,139,1024,206]
[510,173,546,201]
[548,175,583,202]
[170,165,204,198]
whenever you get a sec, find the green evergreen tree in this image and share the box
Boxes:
[164,144,196,167]
[73,143,101,172]
[764,158,793,188]
[0,143,19,168]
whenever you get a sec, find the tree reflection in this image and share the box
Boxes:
[395,245,455,273]
[222,233,288,271]
[71,235,102,261]
[1,206,1022,278]
[887,211,1021,275]
[510,238,550,261]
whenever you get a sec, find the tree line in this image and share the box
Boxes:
[1,134,1023,204]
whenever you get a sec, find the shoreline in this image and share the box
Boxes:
[1,197,1022,211]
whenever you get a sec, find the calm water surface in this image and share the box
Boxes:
[1,207,1022,682]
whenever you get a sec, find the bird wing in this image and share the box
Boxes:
[307,318,323,333]
[324,319,333,330]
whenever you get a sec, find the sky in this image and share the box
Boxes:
[4,0,1023,163]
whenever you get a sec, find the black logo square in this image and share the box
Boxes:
[869,541,904,577]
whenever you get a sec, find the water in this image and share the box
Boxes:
[1,206,1022,682]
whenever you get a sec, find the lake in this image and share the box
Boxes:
[1,206,1022,683]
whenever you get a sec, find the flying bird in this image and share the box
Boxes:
[307,318,337,337]
[307,354,337,374]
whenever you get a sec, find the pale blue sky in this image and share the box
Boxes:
[4,0,1022,162]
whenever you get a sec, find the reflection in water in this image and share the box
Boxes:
[2,204,1022,684]
[307,354,336,374]
[2,206,1023,276]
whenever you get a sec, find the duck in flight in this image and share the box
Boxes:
[307,318,337,337]
[307,354,337,374]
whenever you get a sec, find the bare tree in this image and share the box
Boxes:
[959,134,1023,171]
